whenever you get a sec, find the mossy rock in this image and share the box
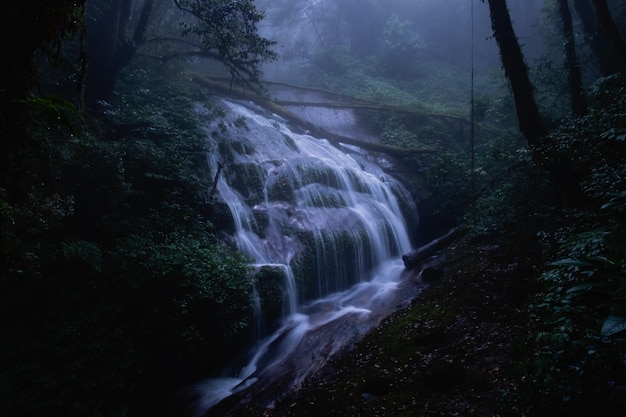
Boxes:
[291,227,372,301]
[225,162,265,205]
[266,172,295,203]
[255,265,289,327]
[209,201,236,234]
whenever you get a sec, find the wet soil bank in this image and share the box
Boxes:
[209,236,537,416]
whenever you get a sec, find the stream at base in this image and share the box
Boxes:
[191,260,423,415]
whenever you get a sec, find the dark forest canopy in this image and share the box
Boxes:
[84,0,277,105]
[1,1,625,416]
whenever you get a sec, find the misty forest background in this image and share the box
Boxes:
[1,0,626,416]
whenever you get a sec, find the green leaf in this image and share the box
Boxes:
[61,240,103,272]
[549,257,591,267]
[601,315,626,338]
[587,255,614,265]
[566,283,597,294]
[601,192,626,210]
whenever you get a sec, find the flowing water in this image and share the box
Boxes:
[190,98,420,414]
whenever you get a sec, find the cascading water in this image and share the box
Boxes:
[191,98,420,414]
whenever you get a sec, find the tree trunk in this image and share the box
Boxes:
[85,0,129,106]
[85,0,153,107]
[337,0,379,56]
[572,0,624,76]
[485,0,587,205]
[557,0,587,117]
[590,0,626,69]
[485,0,548,147]
[574,0,620,76]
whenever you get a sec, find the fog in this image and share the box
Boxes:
[254,0,546,83]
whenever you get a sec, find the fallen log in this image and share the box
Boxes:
[402,225,466,269]
[191,74,436,157]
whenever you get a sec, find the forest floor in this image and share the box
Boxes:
[227,235,540,417]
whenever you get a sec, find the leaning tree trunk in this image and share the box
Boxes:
[557,0,587,117]
[485,0,587,205]
[485,0,548,147]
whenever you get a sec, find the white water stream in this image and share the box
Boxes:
[190,99,419,414]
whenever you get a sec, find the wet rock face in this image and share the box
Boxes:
[254,265,288,328]
[206,98,415,302]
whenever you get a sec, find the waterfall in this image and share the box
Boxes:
[191,98,419,413]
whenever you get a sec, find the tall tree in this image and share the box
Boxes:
[557,0,587,117]
[84,0,153,106]
[590,0,626,68]
[571,0,624,75]
[484,0,586,202]
[336,0,380,56]
[484,0,548,147]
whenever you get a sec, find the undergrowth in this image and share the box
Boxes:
[515,74,626,416]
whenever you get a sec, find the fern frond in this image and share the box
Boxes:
[61,239,103,272]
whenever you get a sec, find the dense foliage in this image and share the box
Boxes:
[174,0,277,89]
[0,2,280,414]
[518,74,626,415]
[0,66,258,416]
